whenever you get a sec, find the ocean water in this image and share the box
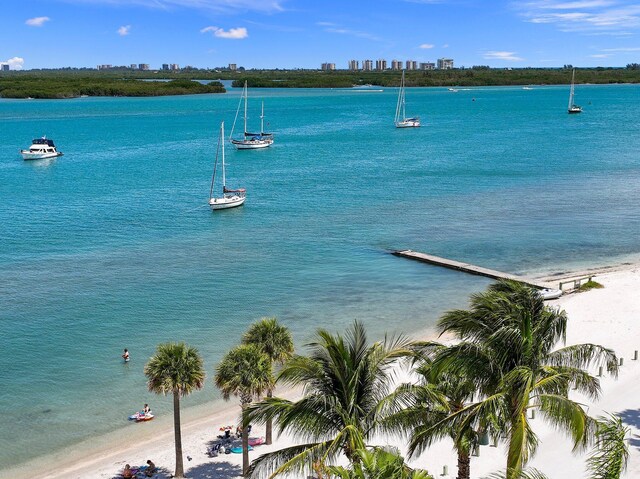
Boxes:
[1,84,640,471]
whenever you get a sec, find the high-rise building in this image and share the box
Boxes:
[391,60,402,71]
[348,59,359,71]
[228,63,237,71]
[406,60,417,70]
[97,64,112,70]
[130,64,137,69]
[321,63,336,71]
[437,58,454,69]
[162,64,169,70]
[362,59,373,71]
[138,64,150,70]
[375,59,387,71]
[170,64,179,70]
[1,64,9,71]
[420,62,436,70]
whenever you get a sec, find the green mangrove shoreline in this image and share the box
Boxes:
[2,67,640,99]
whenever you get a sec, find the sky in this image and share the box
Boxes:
[2,0,640,70]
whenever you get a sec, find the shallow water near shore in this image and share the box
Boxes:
[1,84,640,471]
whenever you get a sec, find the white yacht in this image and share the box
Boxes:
[20,137,63,160]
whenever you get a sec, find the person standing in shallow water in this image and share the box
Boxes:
[122,349,130,362]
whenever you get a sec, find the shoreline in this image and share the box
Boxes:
[5,259,640,479]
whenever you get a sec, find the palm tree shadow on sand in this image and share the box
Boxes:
[109,466,172,479]
[618,408,640,450]
[182,461,242,479]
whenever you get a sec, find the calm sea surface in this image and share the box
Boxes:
[1,84,640,470]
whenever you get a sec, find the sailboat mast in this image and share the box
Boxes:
[260,101,265,134]
[221,121,227,189]
[243,81,248,135]
[568,68,575,109]
[401,71,406,121]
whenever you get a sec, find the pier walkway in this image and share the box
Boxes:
[393,250,550,290]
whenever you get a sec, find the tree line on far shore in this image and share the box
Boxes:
[0,77,225,99]
[2,66,640,98]
[144,280,630,479]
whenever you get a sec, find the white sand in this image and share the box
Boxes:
[8,268,640,479]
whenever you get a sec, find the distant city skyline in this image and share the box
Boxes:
[2,0,640,71]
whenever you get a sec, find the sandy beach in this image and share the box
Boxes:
[7,266,639,479]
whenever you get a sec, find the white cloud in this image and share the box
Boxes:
[514,0,640,33]
[201,26,248,39]
[117,25,131,36]
[483,51,524,61]
[590,53,612,57]
[62,0,284,14]
[419,43,435,49]
[2,57,25,70]
[601,46,640,51]
[25,16,50,27]
[324,27,381,41]
[316,21,336,26]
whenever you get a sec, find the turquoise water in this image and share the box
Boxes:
[1,84,640,470]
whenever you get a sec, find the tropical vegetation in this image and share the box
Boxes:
[387,344,477,479]
[242,317,294,445]
[586,414,630,479]
[215,343,273,476]
[144,342,206,479]
[327,447,432,479]
[0,76,224,99]
[427,280,619,479]
[3,66,640,98]
[246,321,417,479]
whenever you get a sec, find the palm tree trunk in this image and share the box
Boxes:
[506,410,527,479]
[266,389,273,445]
[173,390,185,478]
[242,403,250,477]
[457,449,470,479]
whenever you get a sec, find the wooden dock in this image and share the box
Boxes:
[393,250,550,290]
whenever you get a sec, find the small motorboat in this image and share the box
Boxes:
[540,288,563,300]
[128,411,154,422]
[20,136,63,160]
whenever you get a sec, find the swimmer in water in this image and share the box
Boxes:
[122,348,130,362]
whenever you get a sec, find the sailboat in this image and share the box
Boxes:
[567,68,582,114]
[230,81,274,149]
[209,121,246,211]
[394,70,420,128]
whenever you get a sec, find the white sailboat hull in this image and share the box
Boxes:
[395,118,421,128]
[209,194,246,210]
[231,138,273,149]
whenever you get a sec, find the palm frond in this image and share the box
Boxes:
[586,413,630,479]
[537,393,594,451]
[547,344,618,379]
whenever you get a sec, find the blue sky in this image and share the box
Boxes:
[2,0,640,70]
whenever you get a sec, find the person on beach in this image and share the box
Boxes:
[144,459,156,477]
[122,464,135,478]
[122,349,130,362]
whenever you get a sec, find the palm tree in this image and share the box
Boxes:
[246,320,416,479]
[429,280,618,479]
[144,342,205,478]
[328,447,433,479]
[387,344,477,479]
[586,413,629,479]
[215,343,273,476]
[242,317,294,445]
